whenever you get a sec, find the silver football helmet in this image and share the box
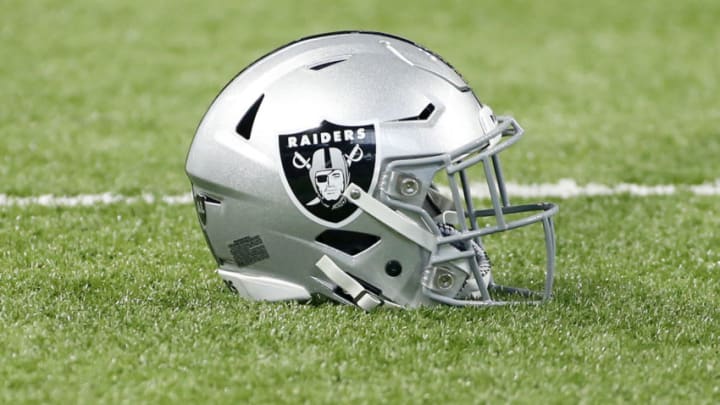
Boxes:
[186,31,558,310]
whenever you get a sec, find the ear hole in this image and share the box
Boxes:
[315,230,381,256]
[236,94,264,140]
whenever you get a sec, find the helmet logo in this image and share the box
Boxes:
[279,120,376,225]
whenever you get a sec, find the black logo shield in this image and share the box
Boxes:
[278,120,376,224]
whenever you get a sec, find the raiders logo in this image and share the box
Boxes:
[278,120,376,225]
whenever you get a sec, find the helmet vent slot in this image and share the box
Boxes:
[201,194,221,205]
[393,103,435,122]
[308,57,348,71]
[236,94,264,140]
[315,230,381,256]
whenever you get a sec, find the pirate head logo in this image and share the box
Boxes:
[295,144,363,209]
[279,121,376,225]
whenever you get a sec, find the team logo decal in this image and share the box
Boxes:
[278,120,376,224]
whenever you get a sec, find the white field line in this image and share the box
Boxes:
[1,179,719,207]
[0,193,195,207]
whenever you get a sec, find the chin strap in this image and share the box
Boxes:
[315,255,383,311]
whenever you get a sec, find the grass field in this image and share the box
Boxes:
[1,0,719,403]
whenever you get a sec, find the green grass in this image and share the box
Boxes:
[2,0,720,403]
[1,198,718,403]
[1,0,719,195]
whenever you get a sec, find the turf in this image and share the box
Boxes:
[2,0,720,403]
[1,0,719,195]
[1,198,718,403]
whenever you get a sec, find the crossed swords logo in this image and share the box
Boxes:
[291,143,364,170]
[292,144,364,207]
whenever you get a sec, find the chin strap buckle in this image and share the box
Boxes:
[315,255,383,311]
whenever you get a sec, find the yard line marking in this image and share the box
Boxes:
[0,179,718,207]
[0,193,195,207]
[439,179,720,199]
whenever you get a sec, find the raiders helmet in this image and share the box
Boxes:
[186,31,558,309]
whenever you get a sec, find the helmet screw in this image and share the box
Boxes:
[436,272,454,289]
[349,189,361,200]
[385,260,402,277]
[399,177,420,196]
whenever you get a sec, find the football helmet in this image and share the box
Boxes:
[186,31,558,309]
